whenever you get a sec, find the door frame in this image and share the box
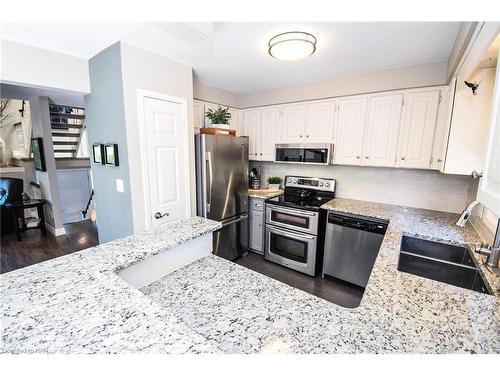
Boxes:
[136,89,191,231]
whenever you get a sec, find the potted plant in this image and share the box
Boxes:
[267,176,283,190]
[205,106,232,129]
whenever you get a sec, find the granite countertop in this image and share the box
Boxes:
[141,198,500,354]
[2,199,499,354]
[0,217,222,354]
[248,188,284,199]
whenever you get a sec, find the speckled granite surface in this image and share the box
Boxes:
[141,198,500,354]
[248,189,284,199]
[0,217,221,354]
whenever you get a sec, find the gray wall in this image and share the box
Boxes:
[85,43,134,243]
[119,42,195,234]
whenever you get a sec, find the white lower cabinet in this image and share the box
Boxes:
[397,90,440,169]
[334,97,368,165]
[249,198,265,254]
[362,94,403,167]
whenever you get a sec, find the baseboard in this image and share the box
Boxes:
[46,223,66,237]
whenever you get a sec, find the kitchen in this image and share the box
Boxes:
[1,10,500,371]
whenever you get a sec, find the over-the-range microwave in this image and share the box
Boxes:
[274,143,333,165]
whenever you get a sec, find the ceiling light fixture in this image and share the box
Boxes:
[268,31,317,61]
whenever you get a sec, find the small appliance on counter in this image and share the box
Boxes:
[264,176,336,276]
[249,167,261,190]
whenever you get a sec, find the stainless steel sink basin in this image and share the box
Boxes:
[398,235,492,295]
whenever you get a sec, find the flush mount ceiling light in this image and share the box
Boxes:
[268,31,317,61]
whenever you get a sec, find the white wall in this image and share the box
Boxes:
[29,96,65,235]
[193,80,239,108]
[119,42,195,234]
[0,40,90,94]
[253,161,471,214]
[447,22,478,79]
[238,61,448,108]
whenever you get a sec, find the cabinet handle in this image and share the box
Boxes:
[365,156,369,159]
[299,135,303,138]
[260,153,262,155]
[401,156,406,160]
[306,135,309,138]
[437,159,442,163]
[356,155,360,159]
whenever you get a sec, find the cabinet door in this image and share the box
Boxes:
[260,106,281,161]
[478,51,500,218]
[193,100,205,128]
[281,104,306,143]
[397,91,440,169]
[249,210,264,253]
[228,108,239,131]
[363,94,403,167]
[305,100,335,142]
[334,98,368,165]
[243,109,261,160]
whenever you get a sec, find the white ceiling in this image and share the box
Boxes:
[0,22,460,94]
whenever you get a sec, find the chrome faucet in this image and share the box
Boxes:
[473,220,500,269]
[456,200,480,227]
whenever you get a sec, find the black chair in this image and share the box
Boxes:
[0,177,24,234]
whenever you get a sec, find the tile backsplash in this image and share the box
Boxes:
[252,161,473,214]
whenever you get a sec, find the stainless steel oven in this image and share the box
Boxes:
[265,224,318,276]
[265,204,318,235]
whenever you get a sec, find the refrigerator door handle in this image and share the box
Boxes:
[220,214,248,228]
[206,151,213,213]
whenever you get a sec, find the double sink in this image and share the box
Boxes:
[398,235,492,295]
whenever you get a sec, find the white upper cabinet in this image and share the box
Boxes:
[478,49,500,218]
[243,109,261,160]
[281,104,307,143]
[260,106,281,161]
[362,94,403,167]
[397,91,440,169]
[228,108,239,130]
[193,100,205,128]
[334,97,368,165]
[305,100,336,142]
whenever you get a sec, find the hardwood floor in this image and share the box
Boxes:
[0,220,99,274]
[234,251,365,308]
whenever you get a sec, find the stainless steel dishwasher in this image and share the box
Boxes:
[322,212,388,287]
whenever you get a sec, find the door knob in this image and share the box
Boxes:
[154,212,169,219]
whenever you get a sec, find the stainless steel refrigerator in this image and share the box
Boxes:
[195,134,249,260]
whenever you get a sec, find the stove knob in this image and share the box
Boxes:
[325,183,330,187]
[287,178,292,183]
[293,179,297,183]
[319,182,324,186]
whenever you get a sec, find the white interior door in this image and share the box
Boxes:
[334,97,368,165]
[142,95,189,229]
[363,94,403,167]
[397,91,440,169]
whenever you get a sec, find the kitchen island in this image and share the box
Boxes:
[1,200,499,353]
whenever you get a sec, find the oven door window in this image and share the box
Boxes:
[270,232,308,263]
[271,210,309,229]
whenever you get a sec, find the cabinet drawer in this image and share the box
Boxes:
[250,197,265,212]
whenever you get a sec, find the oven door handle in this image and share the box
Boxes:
[267,205,317,217]
[268,225,316,240]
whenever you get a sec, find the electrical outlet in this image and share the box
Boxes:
[116,179,124,193]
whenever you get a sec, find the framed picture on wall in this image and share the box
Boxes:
[92,144,104,164]
[104,144,119,166]
[31,138,46,171]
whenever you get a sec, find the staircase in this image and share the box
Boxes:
[49,104,85,158]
